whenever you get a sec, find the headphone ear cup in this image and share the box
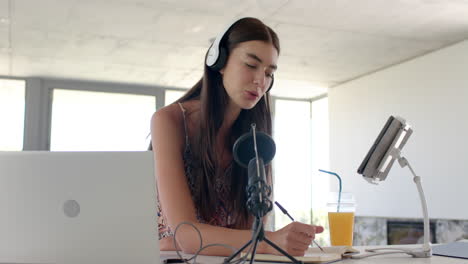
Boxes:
[211,47,227,71]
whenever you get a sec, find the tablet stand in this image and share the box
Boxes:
[355,149,432,259]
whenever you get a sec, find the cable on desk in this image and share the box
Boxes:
[172,221,263,264]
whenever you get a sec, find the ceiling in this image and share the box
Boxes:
[1,0,468,98]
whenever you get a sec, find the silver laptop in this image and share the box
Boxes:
[0,151,160,264]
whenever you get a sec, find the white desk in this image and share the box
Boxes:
[161,245,468,264]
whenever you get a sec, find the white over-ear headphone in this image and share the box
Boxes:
[205,17,275,92]
[205,18,247,71]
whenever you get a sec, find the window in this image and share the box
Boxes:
[165,90,186,106]
[273,99,312,229]
[0,79,26,151]
[272,96,330,244]
[310,97,330,245]
[50,89,156,151]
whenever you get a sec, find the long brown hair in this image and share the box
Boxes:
[174,18,279,228]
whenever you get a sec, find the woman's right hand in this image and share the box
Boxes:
[265,222,324,256]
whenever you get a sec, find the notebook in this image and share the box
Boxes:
[0,151,160,264]
[242,246,359,263]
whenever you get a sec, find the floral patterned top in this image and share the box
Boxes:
[157,103,235,239]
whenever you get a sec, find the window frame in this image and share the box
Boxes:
[21,78,186,150]
[3,75,328,153]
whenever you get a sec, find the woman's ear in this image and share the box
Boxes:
[219,68,225,75]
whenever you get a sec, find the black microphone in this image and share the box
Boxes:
[226,125,302,264]
[247,157,272,217]
[248,158,267,188]
[233,124,275,218]
[232,127,276,168]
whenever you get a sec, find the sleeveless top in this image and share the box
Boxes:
[157,103,235,239]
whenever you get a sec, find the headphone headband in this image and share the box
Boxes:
[205,17,247,70]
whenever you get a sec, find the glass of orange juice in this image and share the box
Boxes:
[327,192,356,246]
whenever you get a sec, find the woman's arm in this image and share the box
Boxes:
[151,107,322,256]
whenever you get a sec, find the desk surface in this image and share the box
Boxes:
[161,245,468,264]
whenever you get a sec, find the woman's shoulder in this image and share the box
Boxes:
[150,104,187,150]
[151,101,200,150]
[151,103,182,126]
[151,100,200,132]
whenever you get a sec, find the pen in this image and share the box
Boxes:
[274,201,325,252]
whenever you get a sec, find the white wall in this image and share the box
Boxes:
[329,40,468,220]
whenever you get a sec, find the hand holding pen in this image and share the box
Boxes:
[274,201,325,252]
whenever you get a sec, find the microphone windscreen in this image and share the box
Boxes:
[233,131,275,168]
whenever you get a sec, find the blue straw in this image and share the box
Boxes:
[319,169,342,212]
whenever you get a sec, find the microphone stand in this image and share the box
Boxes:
[224,124,302,264]
[224,214,303,264]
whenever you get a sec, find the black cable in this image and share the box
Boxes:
[172,221,264,264]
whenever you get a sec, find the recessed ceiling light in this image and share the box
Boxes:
[191,26,203,33]
[0,17,10,24]
[0,47,12,52]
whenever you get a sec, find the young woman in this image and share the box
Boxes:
[151,17,323,257]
